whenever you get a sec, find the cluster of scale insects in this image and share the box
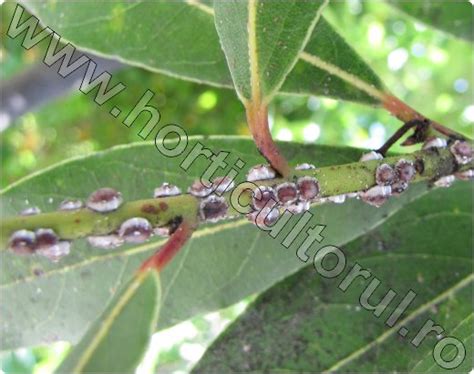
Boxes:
[7,138,473,262]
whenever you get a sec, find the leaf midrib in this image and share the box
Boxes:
[71,274,149,372]
[323,273,474,373]
[410,313,473,372]
[178,0,385,101]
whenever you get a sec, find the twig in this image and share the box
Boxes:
[2,146,472,249]
[376,119,429,156]
[139,219,195,272]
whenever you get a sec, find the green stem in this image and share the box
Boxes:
[1,146,472,249]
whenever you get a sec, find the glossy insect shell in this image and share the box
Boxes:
[20,206,41,216]
[391,181,408,195]
[250,206,280,227]
[433,175,455,188]
[200,195,228,222]
[360,185,392,207]
[297,176,320,201]
[59,199,83,211]
[86,187,123,212]
[118,217,152,243]
[188,180,213,197]
[375,164,396,186]
[246,164,276,182]
[328,194,346,204]
[450,140,472,165]
[295,163,316,171]
[154,183,181,198]
[395,160,415,183]
[422,137,447,150]
[360,151,383,162]
[35,228,59,249]
[88,234,124,249]
[252,186,277,211]
[276,182,298,205]
[37,241,71,262]
[212,176,235,194]
[8,230,36,255]
[455,169,474,181]
[286,200,311,214]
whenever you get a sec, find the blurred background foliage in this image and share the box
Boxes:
[0,0,472,373]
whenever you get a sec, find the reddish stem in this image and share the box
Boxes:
[382,94,467,140]
[246,103,291,177]
[139,221,194,273]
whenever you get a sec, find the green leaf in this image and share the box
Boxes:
[285,17,385,103]
[213,0,326,104]
[193,182,473,372]
[410,314,473,373]
[389,0,473,42]
[20,1,385,104]
[56,270,160,374]
[0,137,427,350]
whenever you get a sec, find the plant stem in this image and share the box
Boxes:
[376,119,428,156]
[1,146,472,249]
[382,94,468,140]
[139,220,195,272]
[246,102,291,177]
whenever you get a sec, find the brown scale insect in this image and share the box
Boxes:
[455,169,474,181]
[359,185,392,207]
[119,217,152,243]
[450,140,472,165]
[199,195,228,222]
[295,163,315,171]
[20,206,41,216]
[360,151,383,162]
[86,187,123,213]
[87,234,124,249]
[395,160,416,183]
[8,230,36,254]
[433,175,455,188]
[276,182,298,205]
[212,176,235,194]
[252,186,277,211]
[154,183,181,198]
[58,199,83,211]
[391,181,408,195]
[188,180,213,197]
[345,192,359,199]
[286,200,310,214]
[297,176,320,201]
[249,206,280,227]
[37,241,71,262]
[154,226,171,237]
[422,137,447,150]
[35,228,59,249]
[246,164,276,182]
[24,228,71,261]
[375,164,396,186]
[328,194,346,204]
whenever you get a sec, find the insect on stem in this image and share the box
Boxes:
[139,220,195,273]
